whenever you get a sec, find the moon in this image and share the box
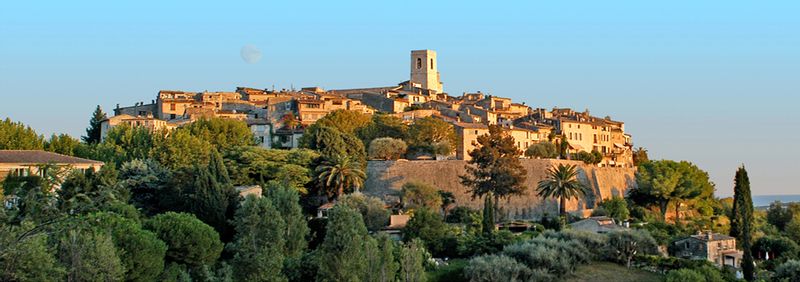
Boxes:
[240,45,262,64]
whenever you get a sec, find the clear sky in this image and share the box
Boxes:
[1,1,798,197]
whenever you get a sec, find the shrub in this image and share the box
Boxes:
[463,254,537,282]
[457,230,520,257]
[502,237,589,276]
[775,260,800,281]
[542,229,608,259]
[368,137,407,160]
[595,196,629,222]
[665,269,704,282]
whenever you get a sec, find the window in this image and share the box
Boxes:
[430,58,434,69]
[417,58,422,69]
[170,103,176,110]
[170,114,176,119]
[474,130,479,135]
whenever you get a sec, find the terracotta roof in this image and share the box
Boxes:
[0,150,103,165]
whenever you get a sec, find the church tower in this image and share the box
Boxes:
[410,50,443,93]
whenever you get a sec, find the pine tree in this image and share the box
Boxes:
[83,105,107,144]
[263,182,309,259]
[731,166,754,281]
[460,125,527,230]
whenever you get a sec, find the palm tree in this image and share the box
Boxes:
[315,154,366,201]
[537,164,587,220]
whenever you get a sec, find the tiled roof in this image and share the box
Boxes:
[0,150,103,165]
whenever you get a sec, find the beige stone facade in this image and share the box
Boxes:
[673,232,742,268]
[410,50,442,93]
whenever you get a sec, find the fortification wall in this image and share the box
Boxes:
[363,159,636,219]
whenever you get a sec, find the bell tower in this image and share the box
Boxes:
[410,49,443,93]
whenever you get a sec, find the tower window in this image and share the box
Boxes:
[430,58,434,69]
[416,58,422,69]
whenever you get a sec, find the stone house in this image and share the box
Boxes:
[569,216,626,234]
[672,232,742,268]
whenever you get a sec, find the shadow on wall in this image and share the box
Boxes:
[363,159,637,220]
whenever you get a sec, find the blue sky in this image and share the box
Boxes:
[1,1,798,196]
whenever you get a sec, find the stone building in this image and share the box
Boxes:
[569,216,626,234]
[0,150,104,183]
[672,232,742,268]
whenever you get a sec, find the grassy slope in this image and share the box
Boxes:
[563,262,664,282]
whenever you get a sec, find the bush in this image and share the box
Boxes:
[542,229,608,259]
[665,269,704,282]
[368,137,407,160]
[463,254,539,282]
[775,260,800,282]
[753,235,799,270]
[595,196,629,222]
[525,142,558,159]
[502,237,589,276]
[457,230,520,257]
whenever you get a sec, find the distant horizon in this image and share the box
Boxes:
[2,1,799,197]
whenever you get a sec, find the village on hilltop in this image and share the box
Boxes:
[105,50,634,167]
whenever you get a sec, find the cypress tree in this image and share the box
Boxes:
[731,165,754,281]
[482,193,495,236]
[83,105,107,144]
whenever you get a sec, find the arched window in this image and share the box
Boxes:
[416,58,422,69]
[430,58,434,69]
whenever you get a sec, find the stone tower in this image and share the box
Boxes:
[410,49,443,93]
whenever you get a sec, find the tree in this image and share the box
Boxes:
[229,195,287,282]
[402,181,442,210]
[88,212,168,282]
[0,118,44,150]
[0,223,65,281]
[752,236,799,263]
[45,134,81,156]
[83,105,107,144]
[223,147,318,193]
[368,137,408,160]
[525,142,558,159]
[632,147,649,166]
[482,196,495,235]
[301,125,367,166]
[787,216,800,245]
[92,124,156,165]
[179,161,238,242]
[119,159,172,216]
[439,191,455,219]
[537,164,587,219]
[730,166,754,281]
[263,182,309,259]
[58,229,125,282]
[358,114,408,146]
[606,229,659,268]
[595,196,630,222]
[310,109,372,135]
[180,118,255,150]
[145,212,223,268]
[151,129,213,169]
[339,193,391,232]
[315,154,366,201]
[404,208,455,256]
[316,205,369,282]
[775,260,800,281]
[406,117,458,156]
[397,239,428,282]
[363,233,399,282]
[767,201,794,231]
[460,125,527,225]
[635,160,713,221]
